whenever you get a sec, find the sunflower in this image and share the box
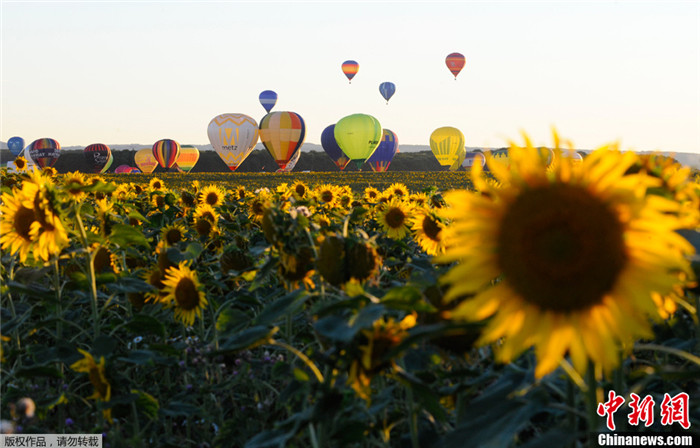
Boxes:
[150,193,167,210]
[13,171,69,262]
[91,244,120,274]
[41,166,57,177]
[348,313,416,402]
[248,197,270,223]
[161,262,208,327]
[409,192,430,208]
[70,349,112,422]
[438,131,696,378]
[290,180,309,200]
[363,187,381,204]
[192,203,219,237]
[13,156,28,172]
[410,209,446,256]
[0,189,37,262]
[95,198,114,237]
[199,184,226,208]
[161,223,188,247]
[316,184,339,206]
[378,198,413,240]
[384,182,409,199]
[148,177,165,192]
[112,184,133,202]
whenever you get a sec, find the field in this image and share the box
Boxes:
[2,161,700,448]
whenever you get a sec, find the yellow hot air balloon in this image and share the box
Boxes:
[449,146,466,171]
[134,148,158,174]
[175,145,200,173]
[207,114,259,171]
[259,111,306,170]
[334,113,382,169]
[429,127,464,167]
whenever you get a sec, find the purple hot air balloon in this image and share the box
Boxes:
[152,139,180,169]
[320,125,350,171]
[367,129,399,172]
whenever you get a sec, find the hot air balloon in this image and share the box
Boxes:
[135,148,158,174]
[449,146,467,171]
[279,148,302,173]
[259,90,278,113]
[320,125,351,171]
[84,143,112,173]
[259,111,306,171]
[8,137,24,157]
[445,52,466,79]
[114,164,134,174]
[429,127,464,167]
[207,114,259,172]
[379,82,396,104]
[152,139,181,169]
[101,152,114,174]
[175,145,200,173]
[341,60,359,83]
[367,129,399,172]
[334,114,382,169]
[462,152,486,169]
[28,138,61,169]
[485,149,510,169]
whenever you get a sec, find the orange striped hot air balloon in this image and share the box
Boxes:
[175,145,200,173]
[445,52,466,79]
[259,111,306,171]
[341,60,359,83]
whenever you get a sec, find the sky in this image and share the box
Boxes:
[1,0,699,153]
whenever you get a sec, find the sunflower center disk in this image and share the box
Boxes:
[422,215,442,242]
[175,278,200,311]
[497,185,627,312]
[385,208,406,229]
[14,206,36,240]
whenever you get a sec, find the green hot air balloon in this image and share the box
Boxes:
[333,114,382,169]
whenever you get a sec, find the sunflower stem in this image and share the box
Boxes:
[271,340,324,383]
[634,343,700,367]
[566,379,577,447]
[74,203,100,339]
[406,385,420,448]
[585,364,600,432]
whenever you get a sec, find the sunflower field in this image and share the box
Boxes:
[2,138,700,448]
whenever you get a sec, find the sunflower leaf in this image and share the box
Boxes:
[109,224,150,248]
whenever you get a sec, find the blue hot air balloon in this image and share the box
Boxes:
[259,90,278,113]
[8,137,25,157]
[379,82,396,104]
[367,129,399,172]
[320,124,351,171]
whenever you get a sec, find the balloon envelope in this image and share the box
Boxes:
[135,148,158,174]
[259,111,306,170]
[84,143,112,173]
[28,138,61,169]
[449,146,467,171]
[367,129,399,172]
[320,125,351,171]
[429,127,464,167]
[445,52,466,79]
[114,164,133,174]
[101,152,114,174]
[379,82,396,104]
[334,114,382,169]
[152,139,180,169]
[207,113,259,171]
[8,137,25,156]
[280,148,302,173]
[175,145,200,173]
[259,90,278,113]
[341,60,359,83]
